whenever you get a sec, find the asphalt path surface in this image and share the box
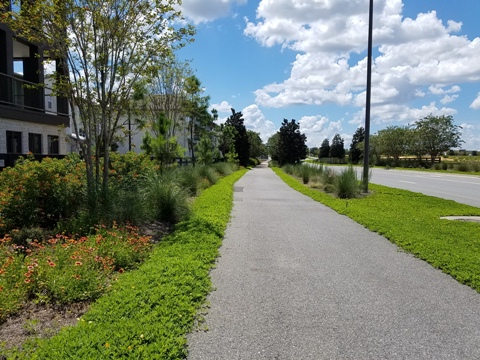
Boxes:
[187,164,480,359]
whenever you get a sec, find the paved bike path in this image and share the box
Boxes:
[187,165,480,359]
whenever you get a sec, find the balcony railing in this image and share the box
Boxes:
[0,72,69,117]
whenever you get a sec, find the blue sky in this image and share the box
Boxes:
[178,0,480,150]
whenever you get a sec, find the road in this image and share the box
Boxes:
[187,165,480,359]
[367,168,480,208]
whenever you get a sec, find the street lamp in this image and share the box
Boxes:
[362,0,373,193]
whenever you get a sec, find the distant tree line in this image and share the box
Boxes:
[318,115,463,167]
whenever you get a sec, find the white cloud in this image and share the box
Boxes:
[458,123,480,150]
[428,85,461,95]
[241,105,276,141]
[182,0,246,24]
[470,93,480,109]
[211,100,233,113]
[440,95,458,105]
[245,0,480,134]
[298,115,343,147]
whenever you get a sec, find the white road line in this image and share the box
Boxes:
[398,180,416,184]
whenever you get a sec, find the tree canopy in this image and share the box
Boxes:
[275,119,307,166]
[414,115,463,164]
[225,109,250,166]
[349,127,365,164]
[329,134,345,159]
[375,126,410,165]
[319,138,330,159]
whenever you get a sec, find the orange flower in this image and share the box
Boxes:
[24,279,31,284]
[75,261,82,266]
[48,261,56,267]
[118,268,124,274]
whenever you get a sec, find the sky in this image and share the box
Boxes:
[177,0,480,150]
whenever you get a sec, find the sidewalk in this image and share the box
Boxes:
[187,165,480,359]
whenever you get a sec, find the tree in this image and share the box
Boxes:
[330,134,345,159]
[266,133,280,162]
[141,112,183,172]
[225,109,250,166]
[136,54,193,141]
[196,135,219,165]
[247,130,266,159]
[349,127,365,164]
[319,138,330,159]
[276,119,307,166]
[414,115,463,165]
[309,147,319,157]
[217,123,238,162]
[182,76,212,167]
[375,126,411,165]
[3,0,194,203]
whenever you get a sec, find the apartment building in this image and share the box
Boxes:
[0,2,69,168]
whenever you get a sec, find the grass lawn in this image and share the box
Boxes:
[4,169,248,360]
[273,167,480,292]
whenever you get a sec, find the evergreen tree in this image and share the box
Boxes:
[330,134,345,159]
[277,119,307,165]
[349,127,365,164]
[225,109,250,166]
[319,138,330,158]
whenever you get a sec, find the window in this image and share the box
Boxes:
[48,135,59,154]
[6,131,22,154]
[29,133,42,154]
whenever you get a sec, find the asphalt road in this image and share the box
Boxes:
[187,165,480,359]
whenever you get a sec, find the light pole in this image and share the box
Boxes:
[363,0,373,193]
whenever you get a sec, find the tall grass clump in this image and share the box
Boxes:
[176,166,201,196]
[334,166,360,199]
[298,164,312,184]
[196,165,219,186]
[213,162,237,176]
[141,170,191,224]
[282,164,295,176]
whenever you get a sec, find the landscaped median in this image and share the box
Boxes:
[7,169,247,360]
[273,167,480,293]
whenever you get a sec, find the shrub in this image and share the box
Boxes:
[455,162,470,172]
[0,155,85,236]
[0,226,152,322]
[108,152,158,191]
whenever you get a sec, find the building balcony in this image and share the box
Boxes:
[0,72,69,126]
